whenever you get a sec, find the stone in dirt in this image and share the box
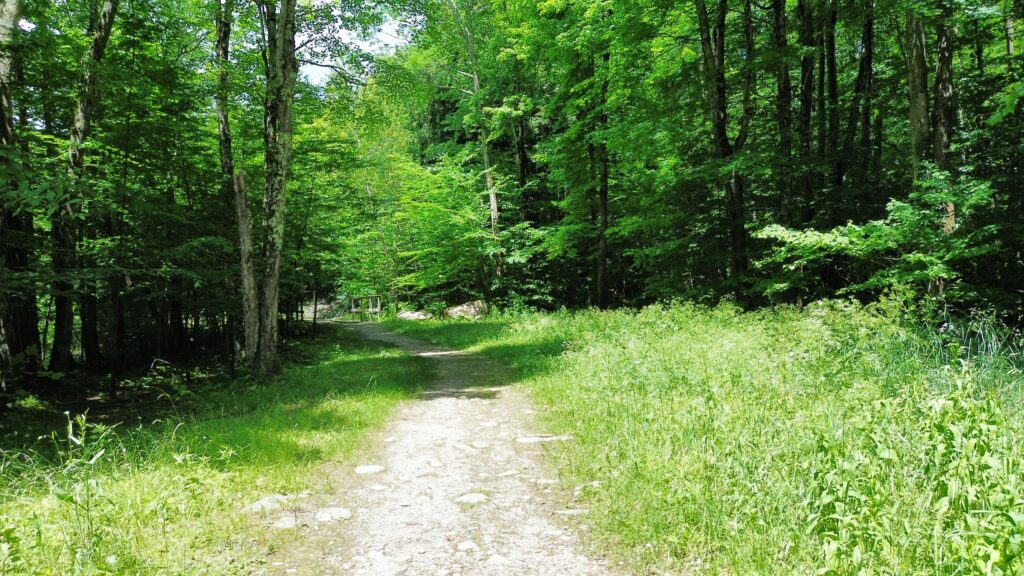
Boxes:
[356,465,385,475]
[456,540,480,552]
[397,310,434,321]
[245,494,291,513]
[454,493,488,504]
[272,516,298,529]
[516,434,573,444]
[556,508,589,516]
[443,300,489,320]
[315,507,352,523]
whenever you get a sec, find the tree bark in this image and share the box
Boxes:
[907,10,929,179]
[79,284,101,370]
[797,0,815,221]
[50,0,119,373]
[774,0,793,225]
[595,51,610,310]
[445,0,499,237]
[0,0,16,384]
[695,0,751,280]
[838,2,873,190]
[3,43,39,376]
[933,2,956,232]
[824,1,839,187]
[1007,0,1016,56]
[254,0,298,377]
[0,0,39,382]
[214,0,258,367]
[933,9,955,172]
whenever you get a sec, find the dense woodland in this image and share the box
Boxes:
[0,0,1022,391]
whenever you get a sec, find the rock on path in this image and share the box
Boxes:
[260,322,616,576]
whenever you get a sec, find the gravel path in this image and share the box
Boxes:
[257,322,615,576]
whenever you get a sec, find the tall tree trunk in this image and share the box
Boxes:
[933,3,956,232]
[824,0,839,182]
[0,0,39,381]
[214,2,256,362]
[254,0,298,377]
[0,0,16,384]
[858,6,875,175]
[797,0,815,221]
[4,48,39,374]
[838,2,874,192]
[445,0,498,238]
[50,0,119,373]
[816,18,826,160]
[774,0,794,225]
[104,215,124,381]
[214,0,257,366]
[972,20,985,74]
[1007,0,1016,56]
[695,0,750,280]
[595,51,610,310]
[907,10,929,179]
[79,285,101,370]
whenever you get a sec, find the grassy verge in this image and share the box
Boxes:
[0,323,430,575]
[387,301,1024,574]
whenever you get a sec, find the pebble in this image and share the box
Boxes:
[456,540,479,552]
[356,465,385,475]
[245,494,291,513]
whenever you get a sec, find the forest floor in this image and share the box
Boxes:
[260,322,617,576]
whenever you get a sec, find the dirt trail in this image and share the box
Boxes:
[259,322,615,576]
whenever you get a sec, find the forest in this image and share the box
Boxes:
[1,0,1022,390]
[1,0,1023,574]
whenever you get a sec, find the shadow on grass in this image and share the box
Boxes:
[382,320,570,381]
[1,324,433,478]
[180,353,430,474]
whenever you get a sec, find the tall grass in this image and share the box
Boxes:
[389,300,1024,574]
[0,325,430,575]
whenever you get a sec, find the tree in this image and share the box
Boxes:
[50,0,119,373]
[214,0,258,367]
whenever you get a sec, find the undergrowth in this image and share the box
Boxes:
[0,324,429,575]
[388,300,1024,575]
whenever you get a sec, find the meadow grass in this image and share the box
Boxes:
[0,323,431,575]
[388,300,1024,575]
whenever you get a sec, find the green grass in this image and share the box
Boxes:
[387,301,1024,575]
[0,323,432,575]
